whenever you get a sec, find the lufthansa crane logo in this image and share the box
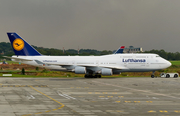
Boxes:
[13,38,24,51]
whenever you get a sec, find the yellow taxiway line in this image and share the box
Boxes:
[22,86,65,116]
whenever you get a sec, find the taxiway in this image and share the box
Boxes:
[0,77,179,116]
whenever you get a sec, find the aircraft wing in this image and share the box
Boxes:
[45,62,127,70]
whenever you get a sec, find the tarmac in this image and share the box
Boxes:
[0,77,180,116]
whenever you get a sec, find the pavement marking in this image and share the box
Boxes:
[52,109,57,111]
[99,95,124,98]
[174,110,180,113]
[106,110,124,113]
[115,101,121,103]
[118,96,124,98]
[92,81,180,99]
[0,85,48,87]
[125,101,131,103]
[45,110,51,113]
[106,110,180,113]
[134,101,140,103]
[35,112,43,114]
[108,96,113,98]
[146,101,153,103]
[58,92,76,100]
[26,95,35,100]
[88,92,122,94]
[159,110,168,113]
[116,110,124,112]
[70,87,89,88]
[148,110,177,113]
[115,101,153,103]
[148,110,156,113]
[22,86,65,116]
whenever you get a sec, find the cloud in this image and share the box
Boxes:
[0,0,180,52]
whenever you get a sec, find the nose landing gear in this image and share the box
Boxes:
[151,71,155,78]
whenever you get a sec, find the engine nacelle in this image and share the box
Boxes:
[101,68,113,75]
[74,67,86,74]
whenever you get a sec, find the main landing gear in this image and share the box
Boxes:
[151,71,155,78]
[84,74,101,78]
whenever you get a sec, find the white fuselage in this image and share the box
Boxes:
[12,53,171,74]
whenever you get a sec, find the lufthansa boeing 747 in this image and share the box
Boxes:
[6,33,171,78]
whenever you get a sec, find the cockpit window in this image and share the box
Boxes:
[156,55,160,57]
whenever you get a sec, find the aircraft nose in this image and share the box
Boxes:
[166,60,172,68]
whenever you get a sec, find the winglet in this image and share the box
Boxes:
[7,33,41,56]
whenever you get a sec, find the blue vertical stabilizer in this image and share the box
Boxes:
[7,33,41,56]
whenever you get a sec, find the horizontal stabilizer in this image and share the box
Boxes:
[3,56,33,61]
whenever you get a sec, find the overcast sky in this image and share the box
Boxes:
[0,0,180,52]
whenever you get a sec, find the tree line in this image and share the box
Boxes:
[0,42,113,58]
[0,42,180,60]
[144,49,180,60]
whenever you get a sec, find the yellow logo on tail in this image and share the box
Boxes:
[13,38,24,51]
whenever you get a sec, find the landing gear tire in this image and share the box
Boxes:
[151,75,154,78]
[174,74,178,78]
[84,74,94,78]
[84,74,102,78]
[95,75,101,78]
[84,74,88,78]
[84,74,91,78]
[166,74,170,78]
[94,75,97,78]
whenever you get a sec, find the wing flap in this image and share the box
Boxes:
[46,62,127,70]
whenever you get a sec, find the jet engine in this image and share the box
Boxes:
[101,68,113,75]
[74,67,86,74]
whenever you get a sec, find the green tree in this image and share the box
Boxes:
[21,68,25,75]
